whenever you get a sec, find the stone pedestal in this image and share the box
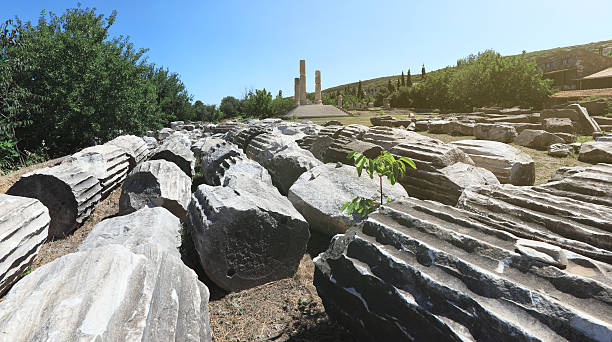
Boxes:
[338,95,343,108]
[299,60,306,105]
[294,78,300,105]
[315,70,322,104]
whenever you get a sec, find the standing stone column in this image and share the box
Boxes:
[338,95,343,108]
[294,78,301,105]
[299,60,306,104]
[315,70,322,104]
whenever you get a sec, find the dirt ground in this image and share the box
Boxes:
[206,232,354,342]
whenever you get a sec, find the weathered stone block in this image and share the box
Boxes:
[119,160,192,220]
[0,194,49,295]
[7,164,102,238]
[189,179,309,291]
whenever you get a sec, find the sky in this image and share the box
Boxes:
[2,0,611,105]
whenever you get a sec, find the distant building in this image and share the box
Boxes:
[579,67,612,90]
[536,48,612,90]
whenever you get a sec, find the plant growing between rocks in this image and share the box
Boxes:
[342,150,416,217]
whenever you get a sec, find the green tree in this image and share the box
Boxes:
[449,50,553,109]
[406,69,412,87]
[149,66,194,123]
[401,71,405,86]
[357,80,363,99]
[421,64,426,79]
[342,151,416,217]
[219,96,241,117]
[6,6,164,156]
[193,100,217,121]
[0,19,38,169]
[242,88,273,118]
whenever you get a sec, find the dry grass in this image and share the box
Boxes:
[207,233,353,342]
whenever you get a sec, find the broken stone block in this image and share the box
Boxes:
[0,194,50,295]
[287,163,407,235]
[578,141,612,164]
[106,135,150,170]
[7,164,102,238]
[0,243,212,341]
[119,160,192,220]
[536,163,612,208]
[189,179,310,291]
[63,144,129,198]
[473,123,518,143]
[514,129,565,150]
[314,197,612,341]
[150,138,195,177]
[542,117,574,134]
[451,139,535,185]
[548,143,571,157]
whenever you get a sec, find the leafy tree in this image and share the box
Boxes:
[242,88,273,118]
[0,19,38,169]
[149,66,194,123]
[406,69,412,87]
[193,100,217,121]
[390,86,412,108]
[401,71,405,86]
[270,96,295,117]
[449,50,552,109]
[219,96,241,117]
[6,6,163,156]
[342,150,416,217]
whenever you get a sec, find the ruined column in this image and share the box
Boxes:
[337,95,343,108]
[294,78,301,105]
[299,60,306,104]
[315,70,322,104]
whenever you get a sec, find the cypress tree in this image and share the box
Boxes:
[401,71,405,86]
[421,64,426,79]
[397,78,400,89]
[407,69,412,87]
[357,80,362,99]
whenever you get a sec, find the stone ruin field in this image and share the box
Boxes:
[0,102,611,341]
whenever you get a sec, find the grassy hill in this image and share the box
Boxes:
[322,39,612,95]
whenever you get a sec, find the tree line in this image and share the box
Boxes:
[0,6,293,170]
[322,50,554,111]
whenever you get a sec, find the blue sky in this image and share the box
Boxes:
[2,0,610,105]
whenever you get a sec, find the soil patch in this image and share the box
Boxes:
[206,231,354,342]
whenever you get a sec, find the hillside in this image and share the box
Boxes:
[322,39,612,94]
